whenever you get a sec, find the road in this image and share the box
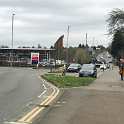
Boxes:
[0,67,52,124]
[36,67,124,124]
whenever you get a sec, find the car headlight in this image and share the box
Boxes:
[79,71,83,73]
[90,71,94,74]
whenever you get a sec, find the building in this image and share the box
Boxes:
[0,48,55,66]
[54,35,64,60]
[54,35,64,49]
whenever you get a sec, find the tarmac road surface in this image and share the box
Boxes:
[0,67,52,124]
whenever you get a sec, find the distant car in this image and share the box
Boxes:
[106,63,110,69]
[100,63,107,70]
[79,64,97,78]
[67,63,81,72]
[95,61,103,68]
[38,61,50,67]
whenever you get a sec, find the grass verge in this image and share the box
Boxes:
[42,74,95,88]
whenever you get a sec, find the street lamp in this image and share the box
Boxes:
[11,13,15,66]
[12,13,15,48]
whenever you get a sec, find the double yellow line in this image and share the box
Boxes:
[18,79,59,124]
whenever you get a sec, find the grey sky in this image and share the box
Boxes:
[0,0,124,48]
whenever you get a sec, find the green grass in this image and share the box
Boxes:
[42,74,95,88]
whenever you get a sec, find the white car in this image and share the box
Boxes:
[100,64,106,70]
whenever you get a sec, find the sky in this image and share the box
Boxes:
[0,0,124,48]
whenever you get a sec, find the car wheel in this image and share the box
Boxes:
[79,74,82,77]
[93,73,97,78]
[94,74,97,78]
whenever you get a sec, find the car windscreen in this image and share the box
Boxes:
[69,64,79,67]
[81,65,94,70]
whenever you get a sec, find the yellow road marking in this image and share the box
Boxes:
[26,88,59,122]
[18,77,59,123]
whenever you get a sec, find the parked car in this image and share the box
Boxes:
[67,63,81,72]
[106,63,110,69]
[39,61,55,67]
[38,61,49,67]
[100,63,107,70]
[95,61,103,68]
[79,64,97,78]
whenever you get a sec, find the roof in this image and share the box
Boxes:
[0,48,55,51]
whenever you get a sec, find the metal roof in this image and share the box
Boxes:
[0,48,55,51]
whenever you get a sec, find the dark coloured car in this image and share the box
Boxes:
[79,64,97,78]
[67,63,81,72]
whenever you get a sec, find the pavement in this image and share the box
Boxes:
[36,66,124,124]
[86,66,124,91]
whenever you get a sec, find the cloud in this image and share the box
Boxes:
[0,0,124,47]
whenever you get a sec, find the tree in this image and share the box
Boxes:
[82,44,85,48]
[97,45,105,50]
[91,46,96,50]
[78,44,86,48]
[32,46,35,48]
[107,43,111,54]
[50,46,54,49]
[38,44,42,48]
[107,8,124,58]
[78,44,82,48]
[68,47,77,62]
[0,45,9,48]
[111,29,124,58]
[107,8,124,34]
[74,48,90,64]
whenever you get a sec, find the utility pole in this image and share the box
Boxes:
[82,35,84,47]
[86,33,88,47]
[92,37,96,57]
[92,37,95,47]
[66,25,70,64]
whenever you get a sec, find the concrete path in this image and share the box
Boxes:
[36,66,124,124]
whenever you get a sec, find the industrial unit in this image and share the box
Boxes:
[0,48,55,66]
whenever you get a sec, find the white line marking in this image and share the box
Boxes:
[38,90,47,98]
[42,83,47,90]
[38,83,48,98]
[18,76,60,123]
[4,121,30,124]
[62,101,66,104]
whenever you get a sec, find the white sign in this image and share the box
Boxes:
[31,52,39,64]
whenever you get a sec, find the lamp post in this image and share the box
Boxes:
[11,13,15,66]
[12,13,15,49]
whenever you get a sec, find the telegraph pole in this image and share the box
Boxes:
[92,37,95,46]
[66,25,70,64]
[86,33,88,47]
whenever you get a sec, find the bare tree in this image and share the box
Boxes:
[107,8,124,34]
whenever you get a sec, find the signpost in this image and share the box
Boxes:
[31,53,39,65]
